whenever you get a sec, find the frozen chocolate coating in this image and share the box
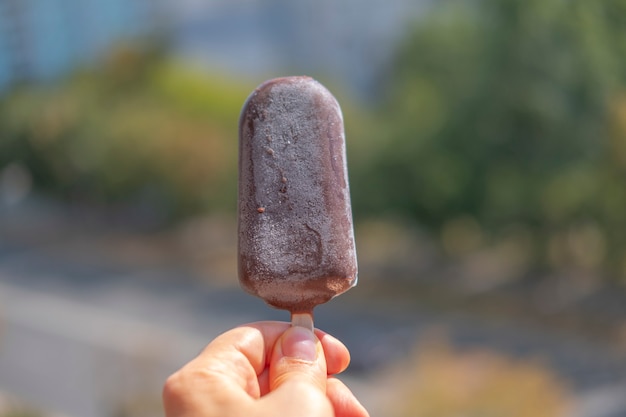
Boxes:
[238,76,357,313]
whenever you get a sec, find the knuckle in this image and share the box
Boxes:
[162,372,184,404]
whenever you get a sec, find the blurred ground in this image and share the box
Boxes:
[1,196,626,417]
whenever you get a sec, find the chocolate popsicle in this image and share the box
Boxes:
[238,76,357,328]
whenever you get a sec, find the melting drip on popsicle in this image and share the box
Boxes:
[238,76,358,330]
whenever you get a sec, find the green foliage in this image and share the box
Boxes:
[354,0,626,280]
[0,47,255,220]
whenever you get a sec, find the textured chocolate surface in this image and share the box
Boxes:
[238,76,357,313]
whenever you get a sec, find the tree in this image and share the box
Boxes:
[355,0,626,281]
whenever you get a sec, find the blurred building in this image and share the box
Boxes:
[0,0,424,98]
[0,0,163,91]
[164,0,426,99]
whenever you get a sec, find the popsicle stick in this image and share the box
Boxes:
[291,312,314,331]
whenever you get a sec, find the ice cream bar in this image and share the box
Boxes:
[238,76,357,316]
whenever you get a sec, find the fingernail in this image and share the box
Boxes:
[281,326,318,361]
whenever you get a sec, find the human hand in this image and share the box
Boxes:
[163,321,369,417]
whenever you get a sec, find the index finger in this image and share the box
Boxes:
[163,322,289,415]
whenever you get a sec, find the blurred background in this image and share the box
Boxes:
[1,0,626,416]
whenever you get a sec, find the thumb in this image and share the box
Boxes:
[270,326,328,391]
[264,326,332,416]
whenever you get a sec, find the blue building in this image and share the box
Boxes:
[0,0,163,92]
